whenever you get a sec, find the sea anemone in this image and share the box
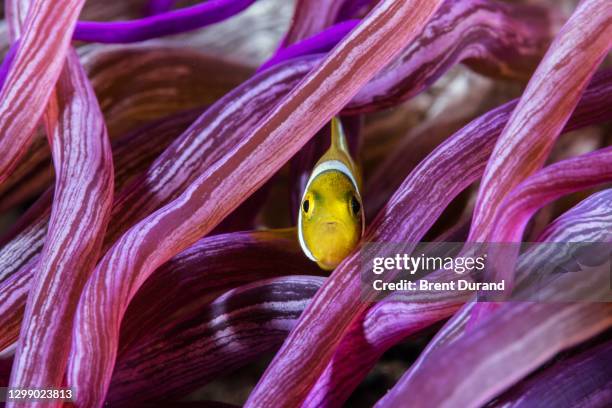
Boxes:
[0,0,610,407]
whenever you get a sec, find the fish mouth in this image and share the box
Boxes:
[319,217,344,226]
[313,219,352,246]
[318,220,344,233]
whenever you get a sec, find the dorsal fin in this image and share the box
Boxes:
[314,117,361,190]
[330,117,349,154]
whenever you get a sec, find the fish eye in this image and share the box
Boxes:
[350,195,361,215]
[302,198,310,213]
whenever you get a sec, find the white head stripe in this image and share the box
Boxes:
[303,160,360,196]
[297,209,317,261]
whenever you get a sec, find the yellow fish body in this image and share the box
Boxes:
[298,118,364,270]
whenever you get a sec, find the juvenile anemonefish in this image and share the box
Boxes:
[298,117,365,270]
